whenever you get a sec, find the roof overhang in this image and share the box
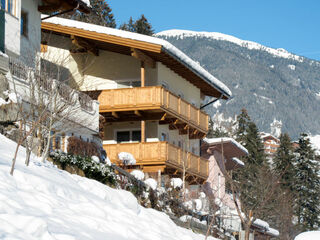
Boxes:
[202,138,248,170]
[39,0,91,14]
[41,19,231,99]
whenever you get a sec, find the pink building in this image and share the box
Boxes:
[201,137,248,209]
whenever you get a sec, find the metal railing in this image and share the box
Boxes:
[8,57,94,112]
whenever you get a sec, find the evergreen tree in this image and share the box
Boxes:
[134,15,154,35]
[206,117,229,138]
[274,133,295,189]
[120,15,154,36]
[293,133,320,231]
[235,108,251,144]
[63,0,116,28]
[272,133,297,239]
[243,121,266,166]
[119,17,135,32]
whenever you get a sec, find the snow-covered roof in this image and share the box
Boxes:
[204,137,248,155]
[231,157,245,166]
[42,17,232,98]
[78,0,91,7]
[156,29,304,63]
[267,228,280,237]
[253,219,279,237]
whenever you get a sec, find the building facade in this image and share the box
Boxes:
[41,17,232,184]
[0,0,98,152]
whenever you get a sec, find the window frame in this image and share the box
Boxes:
[115,129,141,143]
[1,0,17,17]
[21,9,28,38]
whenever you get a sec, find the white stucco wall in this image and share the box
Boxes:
[157,62,201,108]
[4,10,21,56]
[20,0,41,63]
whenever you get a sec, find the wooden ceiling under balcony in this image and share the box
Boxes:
[41,22,229,98]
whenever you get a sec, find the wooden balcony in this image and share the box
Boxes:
[91,86,209,136]
[104,141,209,181]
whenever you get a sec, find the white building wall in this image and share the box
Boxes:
[20,0,41,63]
[157,62,201,108]
[4,11,21,56]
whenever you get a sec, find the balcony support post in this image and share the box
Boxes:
[141,61,145,142]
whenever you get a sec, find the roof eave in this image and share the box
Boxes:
[161,46,231,99]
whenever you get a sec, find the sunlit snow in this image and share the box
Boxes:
[0,134,216,240]
[156,30,304,62]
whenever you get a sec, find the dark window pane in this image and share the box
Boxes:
[1,0,5,9]
[117,131,130,142]
[132,81,140,87]
[21,11,28,37]
[132,130,141,142]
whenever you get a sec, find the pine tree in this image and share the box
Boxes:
[243,121,266,166]
[206,117,229,138]
[119,17,135,32]
[235,108,251,144]
[293,133,320,231]
[120,15,154,36]
[272,133,297,239]
[134,15,154,35]
[274,133,295,189]
[63,0,116,28]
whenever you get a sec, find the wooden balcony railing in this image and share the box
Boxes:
[98,86,209,133]
[104,141,209,180]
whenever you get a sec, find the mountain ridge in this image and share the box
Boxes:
[155,30,320,139]
[156,29,306,62]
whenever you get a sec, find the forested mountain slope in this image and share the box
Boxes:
[156,30,320,139]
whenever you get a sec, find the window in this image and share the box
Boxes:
[116,130,141,143]
[1,0,16,16]
[1,0,5,10]
[160,132,168,142]
[21,10,28,38]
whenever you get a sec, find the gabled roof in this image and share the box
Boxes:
[203,137,248,157]
[41,17,232,99]
[203,137,248,170]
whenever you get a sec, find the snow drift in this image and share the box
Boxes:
[0,134,216,240]
[294,231,320,240]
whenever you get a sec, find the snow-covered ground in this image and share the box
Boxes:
[0,134,217,240]
[309,135,320,155]
[294,231,320,240]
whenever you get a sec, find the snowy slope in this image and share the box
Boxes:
[0,134,217,240]
[294,231,320,240]
[156,29,304,62]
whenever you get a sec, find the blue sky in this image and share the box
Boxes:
[109,0,320,60]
